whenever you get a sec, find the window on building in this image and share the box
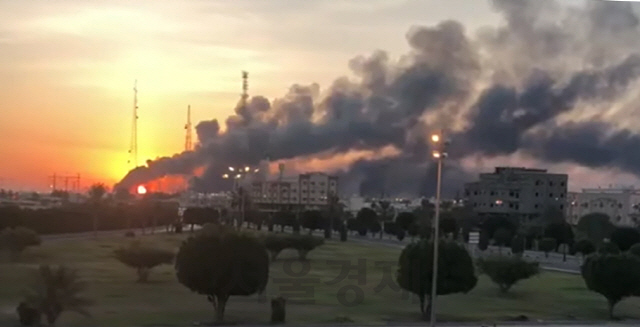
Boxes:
[616,216,622,222]
[549,193,553,198]
[310,182,315,186]
[534,204,539,209]
[535,192,539,197]
[582,203,588,208]
[559,204,564,210]
[535,180,541,186]
[292,197,297,201]
[599,202,603,208]
[560,193,564,198]
[474,191,478,195]
[465,190,470,196]
[473,202,477,207]
[302,197,307,201]
[508,203,513,208]
[515,204,520,210]
[549,181,554,186]
[560,181,565,187]
[619,204,623,208]
[490,203,494,207]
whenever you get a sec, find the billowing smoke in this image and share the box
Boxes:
[116,0,640,197]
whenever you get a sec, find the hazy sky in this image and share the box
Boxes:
[0,0,501,190]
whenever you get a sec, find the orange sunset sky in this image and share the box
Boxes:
[0,0,498,191]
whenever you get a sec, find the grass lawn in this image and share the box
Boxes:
[0,231,639,326]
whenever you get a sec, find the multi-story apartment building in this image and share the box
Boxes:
[567,187,640,226]
[250,172,338,211]
[464,167,568,221]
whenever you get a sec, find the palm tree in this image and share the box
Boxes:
[24,265,92,326]
[88,183,107,238]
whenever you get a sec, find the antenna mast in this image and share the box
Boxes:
[185,105,193,151]
[241,71,248,109]
[128,80,138,168]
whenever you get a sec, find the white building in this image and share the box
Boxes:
[250,172,338,211]
[464,167,568,220]
[567,187,640,226]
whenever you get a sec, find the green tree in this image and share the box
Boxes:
[571,239,596,256]
[539,237,557,258]
[396,212,416,231]
[576,213,615,245]
[397,239,477,320]
[610,227,640,252]
[114,241,174,282]
[629,243,640,257]
[581,253,640,319]
[544,222,574,262]
[175,226,269,323]
[23,265,92,326]
[477,256,539,293]
[88,183,107,238]
[598,241,621,255]
[0,227,41,261]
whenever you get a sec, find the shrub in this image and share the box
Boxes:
[396,229,406,241]
[477,256,539,293]
[0,227,41,261]
[581,253,640,319]
[539,238,557,258]
[292,235,324,260]
[263,234,294,261]
[610,227,640,251]
[571,239,595,256]
[577,213,615,244]
[262,234,324,261]
[23,265,92,326]
[339,224,347,242]
[397,239,477,320]
[395,212,416,231]
[598,241,621,255]
[175,226,269,323]
[114,242,174,282]
[629,243,640,257]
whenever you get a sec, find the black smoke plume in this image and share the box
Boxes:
[116,0,640,196]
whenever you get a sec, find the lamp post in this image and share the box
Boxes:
[223,166,259,228]
[429,130,448,327]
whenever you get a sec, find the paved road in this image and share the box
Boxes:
[272,228,582,274]
[40,225,581,274]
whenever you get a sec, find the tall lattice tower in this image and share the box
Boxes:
[241,71,248,109]
[185,105,193,151]
[128,79,138,168]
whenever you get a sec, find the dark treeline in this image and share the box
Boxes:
[0,202,179,235]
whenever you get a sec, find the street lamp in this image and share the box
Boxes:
[223,166,259,229]
[429,130,449,327]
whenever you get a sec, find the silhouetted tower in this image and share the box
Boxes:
[185,105,193,151]
[241,71,249,109]
[128,79,139,167]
